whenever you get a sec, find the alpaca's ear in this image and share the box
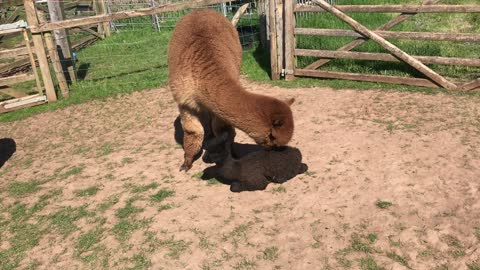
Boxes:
[284,98,295,106]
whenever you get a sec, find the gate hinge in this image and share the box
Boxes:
[281,69,294,76]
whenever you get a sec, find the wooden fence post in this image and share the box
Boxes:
[312,0,457,90]
[274,0,283,78]
[37,9,69,98]
[268,0,280,80]
[284,0,295,80]
[24,0,57,102]
[98,0,111,37]
[47,0,76,82]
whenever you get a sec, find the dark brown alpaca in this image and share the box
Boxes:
[168,9,295,172]
[204,132,308,192]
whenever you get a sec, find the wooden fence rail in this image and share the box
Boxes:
[268,0,480,90]
[295,5,480,13]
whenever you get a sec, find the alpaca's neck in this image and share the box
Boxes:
[201,81,266,132]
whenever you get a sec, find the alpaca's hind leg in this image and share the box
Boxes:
[179,107,204,172]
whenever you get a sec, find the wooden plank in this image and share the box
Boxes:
[295,4,480,13]
[0,27,24,36]
[284,0,295,80]
[312,0,457,90]
[73,26,104,39]
[305,0,440,70]
[0,47,29,59]
[22,29,43,94]
[32,0,244,33]
[0,73,35,86]
[295,28,480,43]
[268,0,279,80]
[295,69,440,88]
[460,79,480,91]
[24,0,57,102]
[296,49,480,67]
[0,94,47,113]
[0,87,28,98]
[47,0,77,82]
[231,3,249,27]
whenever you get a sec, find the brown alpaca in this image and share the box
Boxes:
[204,132,308,192]
[168,9,295,172]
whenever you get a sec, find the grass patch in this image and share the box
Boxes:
[360,256,384,270]
[97,194,120,212]
[75,227,105,263]
[262,246,279,261]
[127,253,152,270]
[475,227,480,240]
[375,200,393,209]
[467,262,480,270]
[131,182,159,193]
[386,251,410,269]
[150,189,175,203]
[115,198,143,219]
[351,233,377,253]
[0,29,172,123]
[51,206,91,235]
[159,237,190,259]
[8,180,42,197]
[58,164,86,180]
[112,219,150,242]
[233,258,257,270]
[74,186,100,197]
[271,186,286,193]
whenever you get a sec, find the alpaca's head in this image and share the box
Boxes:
[254,97,295,148]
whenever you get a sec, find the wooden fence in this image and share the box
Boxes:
[270,0,480,91]
[0,0,243,113]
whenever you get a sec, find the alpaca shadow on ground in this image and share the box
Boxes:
[0,138,16,169]
[201,143,308,192]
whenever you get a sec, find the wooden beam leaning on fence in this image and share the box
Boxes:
[308,0,458,90]
[305,0,437,70]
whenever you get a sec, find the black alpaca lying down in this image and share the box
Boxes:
[203,132,308,192]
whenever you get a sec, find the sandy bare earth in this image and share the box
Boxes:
[0,78,479,270]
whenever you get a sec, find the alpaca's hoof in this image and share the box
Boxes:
[179,161,192,172]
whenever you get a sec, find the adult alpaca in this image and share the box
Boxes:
[168,9,295,172]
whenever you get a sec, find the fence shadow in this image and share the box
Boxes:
[0,138,16,169]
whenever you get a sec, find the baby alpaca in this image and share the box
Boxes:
[205,132,308,192]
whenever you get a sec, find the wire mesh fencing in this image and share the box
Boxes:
[35,0,264,101]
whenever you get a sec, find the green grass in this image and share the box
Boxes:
[131,182,160,193]
[386,251,410,269]
[375,200,393,209]
[74,186,100,197]
[360,256,384,270]
[50,206,91,235]
[115,198,143,219]
[0,29,171,123]
[112,219,150,242]
[262,246,279,261]
[8,180,42,197]
[150,189,175,203]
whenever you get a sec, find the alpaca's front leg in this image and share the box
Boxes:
[179,107,204,172]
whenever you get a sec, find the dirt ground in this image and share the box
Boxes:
[1,78,479,270]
